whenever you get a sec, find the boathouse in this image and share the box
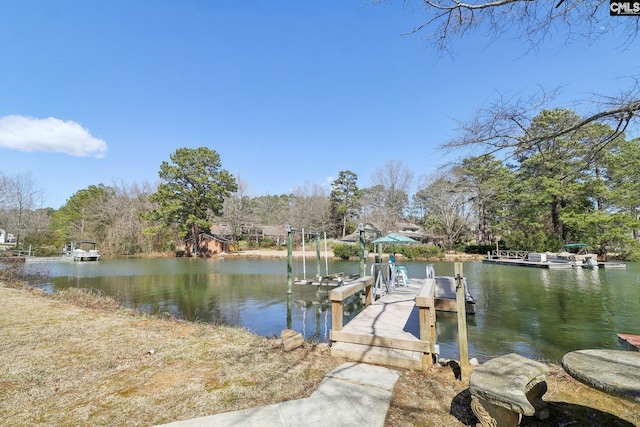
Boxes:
[184,233,230,257]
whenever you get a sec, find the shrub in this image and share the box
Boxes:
[332,243,359,259]
[391,245,443,260]
[463,244,497,254]
[620,243,640,261]
[260,237,276,249]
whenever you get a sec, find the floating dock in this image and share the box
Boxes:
[482,258,575,269]
[483,258,626,269]
[598,262,627,269]
[294,273,357,287]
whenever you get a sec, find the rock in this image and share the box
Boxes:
[316,343,329,352]
[281,329,304,351]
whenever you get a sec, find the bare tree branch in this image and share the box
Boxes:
[442,84,640,159]
[377,0,640,158]
[400,0,634,52]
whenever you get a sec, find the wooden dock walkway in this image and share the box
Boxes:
[329,277,437,371]
[482,258,575,269]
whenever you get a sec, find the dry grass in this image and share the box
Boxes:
[1,279,639,426]
[0,284,340,426]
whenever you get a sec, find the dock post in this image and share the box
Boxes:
[358,224,365,277]
[286,293,292,329]
[286,225,293,294]
[455,262,470,380]
[316,234,321,279]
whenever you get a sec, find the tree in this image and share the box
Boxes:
[145,147,237,256]
[515,109,591,242]
[329,170,361,238]
[287,183,331,233]
[49,184,115,247]
[456,155,514,244]
[251,194,290,225]
[366,160,414,234]
[1,172,44,247]
[103,180,163,255]
[384,0,640,165]
[605,137,640,241]
[414,171,474,249]
[222,178,256,241]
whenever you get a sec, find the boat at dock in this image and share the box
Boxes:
[483,247,625,269]
[64,241,100,262]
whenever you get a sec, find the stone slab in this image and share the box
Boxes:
[562,349,640,402]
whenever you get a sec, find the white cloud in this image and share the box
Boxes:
[0,115,108,158]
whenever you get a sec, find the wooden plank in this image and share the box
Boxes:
[455,262,470,381]
[332,301,343,332]
[331,342,422,371]
[415,278,435,307]
[618,333,640,351]
[435,299,475,314]
[328,276,374,301]
[331,281,436,371]
[331,330,430,352]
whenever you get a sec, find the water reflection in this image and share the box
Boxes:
[26,258,640,363]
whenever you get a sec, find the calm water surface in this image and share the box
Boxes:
[27,258,640,363]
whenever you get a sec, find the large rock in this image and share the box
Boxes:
[281,329,304,351]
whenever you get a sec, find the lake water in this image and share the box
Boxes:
[25,257,640,363]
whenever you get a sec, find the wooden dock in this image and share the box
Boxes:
[483,258,626,269]
[618,333,640,351]
[482,258,575,269]
[329,277,437,371]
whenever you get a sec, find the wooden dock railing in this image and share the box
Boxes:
[415,278,437,363]
[488,249,527,259]
[329,276,437,371]
[329,276,374,332]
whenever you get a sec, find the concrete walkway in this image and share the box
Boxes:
[155,362,399,427]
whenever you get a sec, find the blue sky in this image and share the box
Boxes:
[1,1,638,208]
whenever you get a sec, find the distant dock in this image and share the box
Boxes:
[24,256,71,263]
[482,257,574,269]
[483,250,625,269]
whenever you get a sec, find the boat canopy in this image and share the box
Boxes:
[372,233,418,245]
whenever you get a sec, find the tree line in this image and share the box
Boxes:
[2,109,640,260]
[4,2,639,259]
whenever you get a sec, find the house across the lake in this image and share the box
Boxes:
[183,233,230,257]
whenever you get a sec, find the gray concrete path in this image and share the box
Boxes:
[155,362,398,427]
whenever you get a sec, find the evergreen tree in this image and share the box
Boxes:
[144,147,237,256]
[329,171,360,238]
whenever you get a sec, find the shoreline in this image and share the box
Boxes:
[1,282,638,426]
[225,248,485,262]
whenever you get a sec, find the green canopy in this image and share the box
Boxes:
[372,233,418,245]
